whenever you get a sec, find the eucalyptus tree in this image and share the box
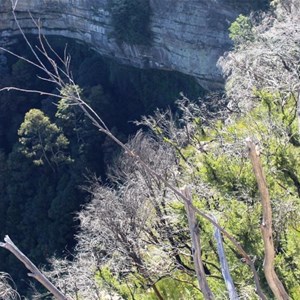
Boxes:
[18,108,72,171]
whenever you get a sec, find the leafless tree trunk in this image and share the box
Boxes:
[182,187,214,300]
[297,91,300,136]
[0,235,70,300]
[211,215,239,300]
[247,140,289,300]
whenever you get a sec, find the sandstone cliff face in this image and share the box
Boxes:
[0,0,260,89]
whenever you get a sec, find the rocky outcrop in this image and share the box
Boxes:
[0,0,263,89]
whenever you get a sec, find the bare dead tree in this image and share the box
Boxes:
[39,254,108,300]
[247,140,289,300]
[77,134,183,295]
[38,133,189,299]
[211,215,239,300]
[182,187,214,300]
[219,0,300,113]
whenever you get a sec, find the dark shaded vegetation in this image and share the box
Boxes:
[0,36,203,294]
[224,0,270,11]
[109,0,152,45]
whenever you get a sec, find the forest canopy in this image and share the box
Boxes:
[0,0,300,299]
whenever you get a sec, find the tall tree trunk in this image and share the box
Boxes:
[247,140,289,300]
[212,215,239,300]
[182,187,215,300]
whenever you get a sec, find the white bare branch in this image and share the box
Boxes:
[0,236,70,300]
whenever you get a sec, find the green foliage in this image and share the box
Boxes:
[11,60,33,86]
[18,108,72,169]
[98,267,148,299]
[109,0,152,45]
[178,90,300,297]
[98,267,204,300]
[276,228,300,298]
[229,15,254,46]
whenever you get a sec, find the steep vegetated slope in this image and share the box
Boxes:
[2,0,299,299]
[15,0,298,299]
[0,37,202,295]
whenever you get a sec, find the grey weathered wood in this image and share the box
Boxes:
[0,235,70,300]
[297,91,300,136]
[182,187,214,300]
[247,140,289,300]
[212,215,239,300]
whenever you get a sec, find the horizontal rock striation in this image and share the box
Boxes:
[0,0,263,89]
